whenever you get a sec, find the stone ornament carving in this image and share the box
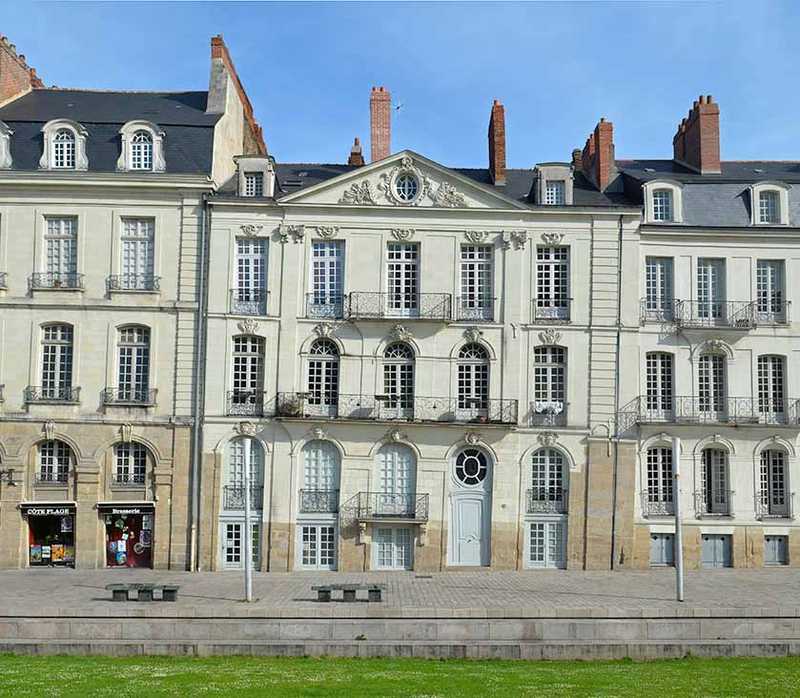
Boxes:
[44,421,56,441]
[309,425,328,440]
[120,423,133,444]
[390,324,413,342]
[239,224,263,236]
[537,431,558,447]
[235,421,259,436]
[391,228,415,241]
[313,322,336,338]
[541,232,564,245]
[538,328,562,345]
[388,428,407,443]
[464,431,482,446]
[463,326,484,343]
[378,155,431,206]
[312,225,339,239]
[237,319,260,335]
[464,230,490,244]
[279,223,305,244]
[501,230,528,250]
[430,181,467,208]
[339,180,376,205]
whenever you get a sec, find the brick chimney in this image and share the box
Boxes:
[488,99,506,186]
[581,118,615,191]
[672,95,720,174]
[0,36,44,107]
[571,148,583,172]
[370,86,391,162]
[347,137,365,167]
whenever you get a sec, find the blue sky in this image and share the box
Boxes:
[4,1,800,166]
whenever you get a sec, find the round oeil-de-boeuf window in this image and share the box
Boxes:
[394,173,419,202]
[455,448,488,486]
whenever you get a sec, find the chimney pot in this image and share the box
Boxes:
[488,99,507,186]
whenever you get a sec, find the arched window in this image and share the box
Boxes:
[454,448,488,487]
[114,442,148,485]
[457,343,488,415]
[757,355,785,422]
[383,343,414,418]
[645,352,674,418]
[130,130,153,170]
[230,335,265,415]
[529,448,567,512]
[301,440,340,513]
[758,449,789,518]
[225,437,264,510]
[644,446,673,515]
[697,353,725,417]
[307,339,339,416]
[533,346,566,425]
[699,448,730,516]
[652,189,673,222]
[117,326,151,403]
[375,443,416,515]
[39,324,74,402]
[52,128,76,169]
[38,440,73,483]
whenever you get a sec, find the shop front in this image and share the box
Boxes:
[98,503,155,568]
[21,503,77,568]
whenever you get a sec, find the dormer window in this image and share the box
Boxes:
[130,131,153,170]
[643,180,683,224]
[533,164,574,206]
[117,121,166,173]
[244,172,264,197]
[545,180,566,205]
[53,130,75,168]
[0,121,12,169]
[749,182,790,226]
[652,190,673,221]
[39,120,89,171]
[235,155,275,198]
[759,190,779,224]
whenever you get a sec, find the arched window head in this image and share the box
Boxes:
[455,448,488,486]
[749,182,790,226]
[643,180,683,224]
[310,338,338,356]
[39,120,88,171]
[384,342,413,360]
[225,437,265,510]
[118,121,165,172]
[114,442,149,485]
[458,343,488,361]
[38,439,73,483]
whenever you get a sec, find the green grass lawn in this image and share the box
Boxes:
[0,655,798,697]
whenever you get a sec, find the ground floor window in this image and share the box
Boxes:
[701,533,732,568]
[764,535,788,566]
[27,509,75,567]
[298,524,337,570]
[373,526,412,570]
[526,519,566,569]
[649,532,674,567]
[103,509,153,568]
[221,521,260,570]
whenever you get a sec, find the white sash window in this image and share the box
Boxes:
[459,245,493,320]
[386,243,419,316]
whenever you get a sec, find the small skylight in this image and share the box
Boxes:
[644,167,655,173]
[753,168,764,174]
[298,171,308,177]
[283,179,302,187]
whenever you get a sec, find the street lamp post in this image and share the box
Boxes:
[672,435,684,602]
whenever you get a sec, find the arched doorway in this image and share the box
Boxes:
[448,447,492,566]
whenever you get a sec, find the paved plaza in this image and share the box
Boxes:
[2,567,799,619]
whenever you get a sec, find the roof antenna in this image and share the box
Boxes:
[393,97,405,114]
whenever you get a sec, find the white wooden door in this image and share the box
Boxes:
[374,527,412,570]
[527,520,567,569]
[453,497,483,566]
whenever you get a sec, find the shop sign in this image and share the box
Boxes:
[24,507,74,517]
[98,506,153,516]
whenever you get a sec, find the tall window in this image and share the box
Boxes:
[243,172,264,197]
[231,335,264,411]
[759,450,788,518]
[700,448,730,515]
[698,353,725,416]
[225,437,264,510]
[309,240,344,317]
[459,245,493,320]
[118,326,150,402]
[386,242,419,316]
[52,129,76,169]
[120,218,155,290]
[383,343,414,418]
[115,443,147,484]
[545,180,565,205]
[652,190,673,221]
[697,258,725,320]
[41,324,73,400]
[376,444,416,516]
[644,257,674,320]
[130,131,153,170]
[645,352,674,417]
[38,440,72,483]
[533,346,566,425]
[234,238,268,314]
[645,447,674,515]
[530,448,566,510]
[759,190,780,224]
[307,339,339,416]
[457,343,489,414]
[303,440,340,494]
[756,260,785,322]
[535,246,569,320]
[44,217,77,282]
[757,355,785,421]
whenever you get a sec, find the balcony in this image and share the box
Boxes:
[346,292,452,321]
[531,298,571,323]
[755,492,794,520]
[107,274,161,292]
[299,489,339,514]
[640,299,679,324]
[694,490,734,518]
[226,390,269,417]
[30,272,84,290]
[640,492,675,517]
[230,288,268,315]
[526,487,568,514]
[222,485,263,510]
[529,401,567,427]
[755,301,791,326]
[113,473,146,487]
[103,387,157,407]
[456,296,495,322]
[354,491,429,522]
[275,392,518,425]
[675,300,756,330]
[24,385,80,404]
[306,293,345,319]
[35,470,69,485]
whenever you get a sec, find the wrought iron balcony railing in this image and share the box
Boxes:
[113,473,146,486]
[230,288,269,315]
[346,292,452,321]
[640,299,679,324]
[103,387,157,406]
[36,470,69,484]
[0,272,6,289]
[755,491,794,520]
[694,490,734,518]
[306,293,345,319]
[354,491,429,521]
[223,485,264,511]
[526,487,568,514]
[275,392,518,425]
[299,489,340,514]
[529,401,568,427]
[107,274,161,292]
[531,297,571,323]
[24,385,80,404]
[226,390,269,417]
[675,300,756,329]
[456,296,495,322]
[30,272,84,290]
[640,491,675,517]
[755,300,791,325]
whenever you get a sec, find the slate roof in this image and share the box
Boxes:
[0,89,219,174]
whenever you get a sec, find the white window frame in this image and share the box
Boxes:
[643,180,683,224]
[40,323,74,400]
[243,172,264,197]
[0,120,13,169]
[117,121,166,172]
[309,240,344,318]
[119,218,155,290]
[749,182,790,226]
[544,180,566,205]
[756,259,786,323]
[39,119,89,171]
[459,245,493,320]
[117,326,151,402]
[114,442,148,484]
[535,246,570,320]
[296,523,338,570]
[525,519,567,569]
[373,526,413,570]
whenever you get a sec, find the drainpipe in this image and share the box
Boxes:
[609,214,624,569]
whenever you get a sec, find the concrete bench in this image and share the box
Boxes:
[105,583,180,602]
[311,584,386,603]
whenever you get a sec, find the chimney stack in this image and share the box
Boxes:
[347,137,365,167]
[581,117,615,191]
[571,148,583,171]
[672,95,720,174]
[0,36,44,107]
[370,86,391,162]
[488,99,506,186]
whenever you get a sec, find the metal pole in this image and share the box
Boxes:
[672,435,684,602]
[243,441,253,603]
